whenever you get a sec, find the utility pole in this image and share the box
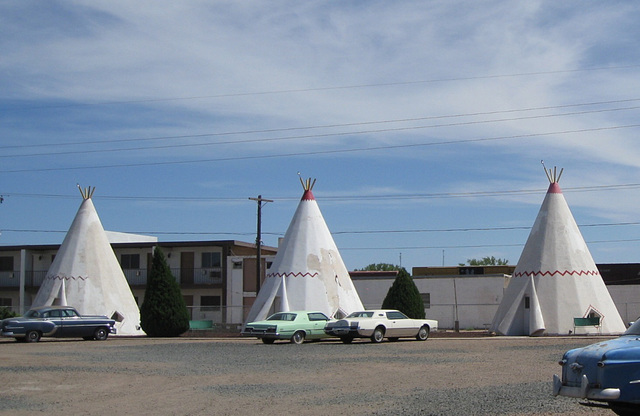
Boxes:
[249,195,273,293]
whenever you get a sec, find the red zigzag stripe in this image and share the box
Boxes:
[514,270,600,277]
[267,272,319,278]
[45,275,88,281]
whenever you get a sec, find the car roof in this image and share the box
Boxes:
[28,305,75,312]
[351,310,398,314]
[270,310,325,315]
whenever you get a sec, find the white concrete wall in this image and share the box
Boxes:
[607,285,640,325]
[353,275,508,330]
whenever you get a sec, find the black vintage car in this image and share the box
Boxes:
[0,305,116,342]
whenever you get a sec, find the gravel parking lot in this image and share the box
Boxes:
[0,335,616,416]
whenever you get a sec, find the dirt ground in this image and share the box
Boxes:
[0,335,617,416]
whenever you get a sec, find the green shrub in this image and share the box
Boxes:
[140,247,190,337]
[0,307,18,320]
[381,268,425,319]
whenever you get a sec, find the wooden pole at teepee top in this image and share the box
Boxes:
[299,176,316,191]
[541,161,563,184]
[77,185,96,200]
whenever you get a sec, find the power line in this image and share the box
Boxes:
[3,102,640,159]
[5,64,639,112]
[3,123,640,173]
[3,182,640,202]
[2,220,639,237]
[3,97,640,153]
[340,238,640,251]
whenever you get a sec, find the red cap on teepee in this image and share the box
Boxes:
[300,177,316,201]
[544,162,563,194]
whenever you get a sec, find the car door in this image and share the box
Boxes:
[385,311,414,337]
[306,312,329,338]
[59,309,87,337]
[43,310,65,337]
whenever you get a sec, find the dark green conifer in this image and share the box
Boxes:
[140,247,190,337]
[381,268,425,319]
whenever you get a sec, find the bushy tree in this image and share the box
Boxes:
[0,307,17,320]
[463,256,509,266]
[357,263,402,271]
[381,268,425,319]
[140,247,190,337]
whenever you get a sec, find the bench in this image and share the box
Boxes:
[573,317,600,334]
[189,320,214,330]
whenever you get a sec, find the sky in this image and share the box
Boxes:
[2,1,640,272]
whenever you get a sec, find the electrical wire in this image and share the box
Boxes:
[2,123,640,173]
[3,97,640,153]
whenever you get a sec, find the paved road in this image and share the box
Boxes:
[0,336,615,415]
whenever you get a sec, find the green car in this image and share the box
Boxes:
[242,311,335,344]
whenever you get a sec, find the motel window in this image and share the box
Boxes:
[0,257,13,272]
[201,296,221,312]
[0,298,12,308]
[420,293,430,309]
[524,296,530,309]
[202,252,221,268]
[121,254,140,269]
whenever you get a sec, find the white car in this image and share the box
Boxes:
[324,309,438,344]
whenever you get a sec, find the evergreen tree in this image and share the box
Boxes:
[140,247,190,337]
[381,268,425,319]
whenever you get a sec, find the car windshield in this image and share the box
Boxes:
[346,311,374,318]
[625,319,640,335]
[24,310,40,318]
[267,313,297,321]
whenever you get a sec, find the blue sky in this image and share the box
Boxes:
[2,1,640,272]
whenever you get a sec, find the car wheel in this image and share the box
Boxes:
[291,331,305,344]
[25,330,41,343]
[416,325,430,341]
[261,338,275,344]
[93,327,109,341]
[340,336,353,344]
[371,326,385,343]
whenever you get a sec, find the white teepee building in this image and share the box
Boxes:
[244,178,364,324]
[491,167,625,336]
[32,186,145,336]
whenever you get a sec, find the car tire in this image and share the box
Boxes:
[416,325,430,341]
[25,330,41,343]
[93,327,109,341]
[261,338,275,344]
[371,327,385,343]
[340,336,353,344]
[291,331,305,345]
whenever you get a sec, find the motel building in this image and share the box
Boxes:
[1,238,640,332]
[0,236,276,328]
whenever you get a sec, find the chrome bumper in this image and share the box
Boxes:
[242,329,279,337]
[553,374,621,401]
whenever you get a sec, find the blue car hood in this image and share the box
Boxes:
[566,336,640,363]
